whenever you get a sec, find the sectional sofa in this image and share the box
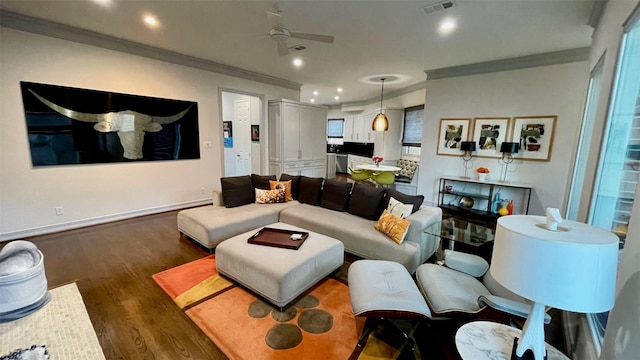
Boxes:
[177,174,442,273]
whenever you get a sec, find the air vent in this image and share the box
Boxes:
[288,45,306,52]
[423,0,455,14]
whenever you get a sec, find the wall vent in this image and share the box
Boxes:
[423,0,455,14]
[288,45,306,52]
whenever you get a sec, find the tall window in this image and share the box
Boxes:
[583,10,640,354]
[403,105,424,156]
[566,57,605,220]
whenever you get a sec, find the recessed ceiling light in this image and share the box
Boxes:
[90,0,114,8]
[143,14,160,28]
[310,99,315,103]
[438,18,457,34]
[337,88,343,93]
[293,58,303,67]
[334,96,340,100]
[313,91,319,96]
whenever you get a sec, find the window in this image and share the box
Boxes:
[583,9,640,354]
[327,118,344,138]
[402,105,424,146]
[327,118,344,145]
[566,56,605,221]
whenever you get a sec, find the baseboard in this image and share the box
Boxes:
[0,199,212,242]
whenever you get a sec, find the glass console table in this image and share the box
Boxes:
[424,217,495,262]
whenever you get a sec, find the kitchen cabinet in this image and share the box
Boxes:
[269,99,327,177]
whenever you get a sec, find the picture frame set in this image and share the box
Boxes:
[436,115,557,161]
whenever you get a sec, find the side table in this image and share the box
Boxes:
[455,321,569,360]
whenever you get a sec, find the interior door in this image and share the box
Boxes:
[234,99,251,175]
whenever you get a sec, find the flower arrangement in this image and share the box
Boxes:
[372,156,384,166]
[476,167,490,174]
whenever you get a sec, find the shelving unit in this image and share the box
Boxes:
[438,177,532,229]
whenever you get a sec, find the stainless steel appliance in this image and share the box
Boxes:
[336,154,348,173]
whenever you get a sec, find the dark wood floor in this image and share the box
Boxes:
[7,210,567,360]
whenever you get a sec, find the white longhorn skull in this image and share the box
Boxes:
[28,89,193,160]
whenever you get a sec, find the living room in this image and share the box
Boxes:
[1,1,639,359]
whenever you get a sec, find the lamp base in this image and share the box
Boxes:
[511,338,547,360]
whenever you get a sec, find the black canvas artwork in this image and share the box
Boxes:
[20,82,200,166]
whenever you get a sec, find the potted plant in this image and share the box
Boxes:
[476,167,490,181]
[372,156,384,167]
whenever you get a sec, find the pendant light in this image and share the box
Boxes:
[372,78,389,131]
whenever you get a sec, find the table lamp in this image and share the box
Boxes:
[499,142,519,183]
[460,141,476,179]
[490,209,619,359]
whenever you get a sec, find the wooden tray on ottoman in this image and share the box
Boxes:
[247,227,309,250]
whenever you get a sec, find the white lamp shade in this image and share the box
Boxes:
[490,215,619,313]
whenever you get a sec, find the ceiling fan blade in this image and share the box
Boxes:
[277,41,289,56]
[290,32,334,43]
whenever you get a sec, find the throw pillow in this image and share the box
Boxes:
[387,197,413,218]
[320,179,353,212]
[375,210,411,245]
[382,188,424,214]
[279,174,301,200]
[269,180,293,201]
[220,175,254,208]
[298,176,324,205]
[347,183,386,220]
[255,188,286,204]
[251,174,276,190]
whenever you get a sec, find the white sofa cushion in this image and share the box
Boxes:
[279,204,424,273]
[177,201,299,249]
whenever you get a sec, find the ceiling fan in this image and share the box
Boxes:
[266,6,334,56]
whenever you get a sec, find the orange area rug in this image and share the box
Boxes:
[152,255,375,360]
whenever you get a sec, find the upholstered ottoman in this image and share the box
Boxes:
[215,222,344,308]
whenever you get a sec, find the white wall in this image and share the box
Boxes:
[0,28,298,240]
[418,62,590,214]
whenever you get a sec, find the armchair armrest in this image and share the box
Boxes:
[444,250,489,278]
[478,294,552,324]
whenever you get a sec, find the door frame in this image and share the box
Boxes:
[218,88,267,175]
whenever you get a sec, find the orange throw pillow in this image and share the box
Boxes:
[269,180,292,201]
[375,210,410,244]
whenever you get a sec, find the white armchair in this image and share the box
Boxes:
[415,250,551,323]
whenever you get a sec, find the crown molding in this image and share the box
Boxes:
[424,47,590,80]
[0,10,302,91]
[588,0,609,29]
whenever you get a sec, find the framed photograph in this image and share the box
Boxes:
[471,117,511,158]
[251,124,260,142]
[511,115,557,161]
[223,121,232,138]
[436,118,471,156]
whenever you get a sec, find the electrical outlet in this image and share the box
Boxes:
[55,206,64,216]
[200,187,205,194]
[204,141,212,149]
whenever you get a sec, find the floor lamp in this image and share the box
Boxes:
[460,141,476,179]
[490,210,619,360]
[499,142,519,183]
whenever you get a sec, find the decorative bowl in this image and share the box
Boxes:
[459,196,474,208]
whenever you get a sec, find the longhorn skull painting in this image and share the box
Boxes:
[20,82,199,166]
